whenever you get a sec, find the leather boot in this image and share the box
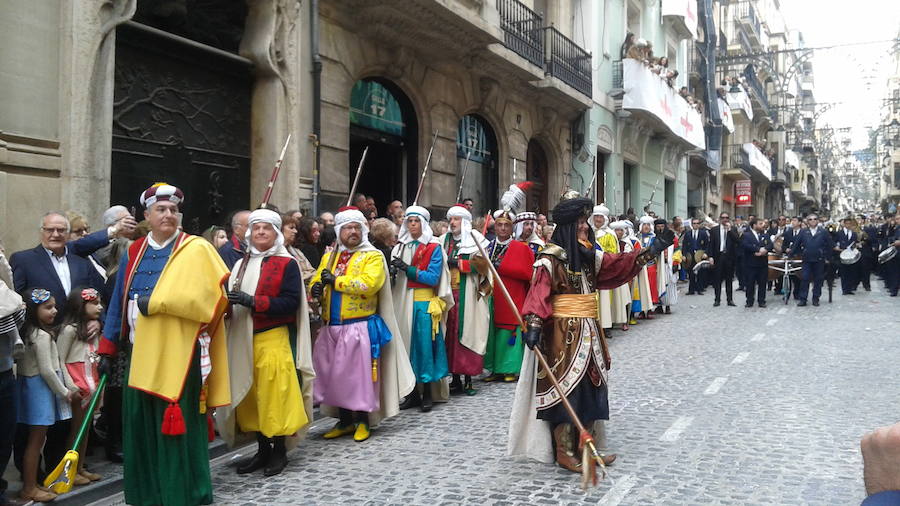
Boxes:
[237,434,272,474]
[552,424,581,473]
[399,389,421,410]
[420,384,433,412]
[264,437,288,477]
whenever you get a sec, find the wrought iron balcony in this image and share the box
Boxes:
[497,0,544,68]
[733,1,762,48]
[544,26,592,97]
[742,65,770,115]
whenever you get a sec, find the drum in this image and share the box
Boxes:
[879,246,897,264]
[767,253,782,281]
[840,247,861,265]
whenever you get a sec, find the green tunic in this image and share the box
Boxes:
[483,298,525,375]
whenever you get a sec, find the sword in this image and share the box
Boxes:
[470,232,609,489]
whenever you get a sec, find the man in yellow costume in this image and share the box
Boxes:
[216,209,315,476]
[310,206,414,442]
[99,183,230,506]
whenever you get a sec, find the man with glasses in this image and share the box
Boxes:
[788,214,834,306]
[740,218,773,308]
[682,218,709,295]
[708,213,738,306]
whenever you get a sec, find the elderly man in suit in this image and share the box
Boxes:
[789,214,835,306]
[708,212,738,307]
[741,218,772,308]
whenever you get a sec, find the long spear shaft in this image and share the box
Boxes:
[413,131,439,205]
[646,174,662,211]
[231,134,292,291]
[470,232,608,487]
[323,145,370,276]
[455,142,476,203]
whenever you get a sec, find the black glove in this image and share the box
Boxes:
[227,291,255,308]
[391,258,410,272]
[447,257,459,269]
[98,355,114,378]
[310,282,324,299]
[320,269,336,286]
[578,243,595,265]
[524,326,541,350]
[136,295,151,316]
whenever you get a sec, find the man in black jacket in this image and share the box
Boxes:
[741,218,772,308]
[682,218,709,295]
[708,213,738,306]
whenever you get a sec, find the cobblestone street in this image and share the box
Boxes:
[71,281,898,505]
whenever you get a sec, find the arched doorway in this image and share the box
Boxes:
[526,139,550,214]
[456,115,498,215]
[349,78,418,212]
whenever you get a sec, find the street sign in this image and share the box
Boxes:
[735,180,752,208]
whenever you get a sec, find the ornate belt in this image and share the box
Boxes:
[551,293,599,318]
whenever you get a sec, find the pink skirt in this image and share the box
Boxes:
[313,321,381,413]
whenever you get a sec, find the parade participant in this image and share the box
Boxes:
[483,208,534,382]
[217,209,314,477]
[99,183,231,506]
[219,210,250,269]
[619,220,653,324]
[389,205,453,412]
[508,192,674,472]
[882,215,900,297]
[514,211,545,254]
[311,206,414,442]
[789,214,834,306]
[834,217,861,295]
[740,217,772,308]
[653,218,679,314]
[637,216,659,317]
[683,218,709,295]
[591,205,628,331]
[708,213,738,307]
[440,204,491,396]
[57,288,104,484]
[16,289,75,503]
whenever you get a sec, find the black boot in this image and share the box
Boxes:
[449,374,463,395]
[264,437,288,477]
[237,434,272,474]
[463,375,476,396]
[420,384,433,413]
[399,388,421,409]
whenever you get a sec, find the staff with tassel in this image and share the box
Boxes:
[471,232,610,489]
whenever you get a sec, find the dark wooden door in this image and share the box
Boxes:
[111,22,251,234]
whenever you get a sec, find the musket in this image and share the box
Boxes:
[231,134,292,292]
[584,169,598,200]
[322,145,370,276]
[646,174,662,212]
[455,139,477,203]
[413,131,439,206]
[470,232,609,489]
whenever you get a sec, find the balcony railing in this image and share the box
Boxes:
[612,59,623,89]
[742,64,770,114]
[733,1,761,45]
[497,0,544,68]
[544,26,592,96]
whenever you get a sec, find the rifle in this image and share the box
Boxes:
[471,232,608,489]
[231,134,292,292]
[413,131,439,206]
[455,138,477,203]
[322,145,370,277]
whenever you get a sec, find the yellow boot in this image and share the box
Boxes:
[353,422,370,442]
[323,422,356,439]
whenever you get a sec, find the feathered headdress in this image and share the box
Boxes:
[499,181,533,215]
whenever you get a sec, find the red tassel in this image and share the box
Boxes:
[161,402,186,436]
[206,413,215,442]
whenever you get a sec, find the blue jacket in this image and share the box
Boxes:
[835,228,858,250]
[790,227,834,263]
[218,235,246,270]
[10,244,105,324]
[741,229,772,268]
[682,228,709,256]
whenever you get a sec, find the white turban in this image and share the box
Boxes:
[140,182,184,209]
[447,205,476,252]
[334,206,372,252]
[592,204,610,217]
[398,205,433,245]
[590,204,611,232]
[639,215,655,226]
[245,208,285,257]
[610,220,629,230]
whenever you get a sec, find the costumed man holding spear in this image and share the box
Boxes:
[507,191,674,473]
[483,183,535,383]
[390,205,454,412]
[440,204,492,396]
[98,183,231,506]
[216,209,315,477]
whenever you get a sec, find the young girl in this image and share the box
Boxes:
[16,288,78,503]
[58,287,104,485]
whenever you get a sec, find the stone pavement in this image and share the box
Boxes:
[66,281,900,504]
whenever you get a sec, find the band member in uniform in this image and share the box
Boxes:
[834,217,861,295]
[708,213,738,307]
[741,218,773,308]
[789,214,834,306]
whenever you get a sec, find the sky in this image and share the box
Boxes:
[779,0,900,149]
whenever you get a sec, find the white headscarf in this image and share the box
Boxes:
[334,207,372,252]
[514,211,543,246]
[590,204,611,232]
[245,209,285,257]
[398,205,433,245]
[446,205,476,252]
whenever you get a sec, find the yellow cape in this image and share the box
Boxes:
[128,235,231,408]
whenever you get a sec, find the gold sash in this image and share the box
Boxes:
[551,293,599,319]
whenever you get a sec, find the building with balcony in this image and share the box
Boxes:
[877,28,900,214]
[0,0,596,252]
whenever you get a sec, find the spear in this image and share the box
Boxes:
[322,145,370,276]
[231,134,292,291]
[413,131,439,206]
[584,168,598,200]
[470,232,609,489]
[455,140,477,203]
[646,174,662,213]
